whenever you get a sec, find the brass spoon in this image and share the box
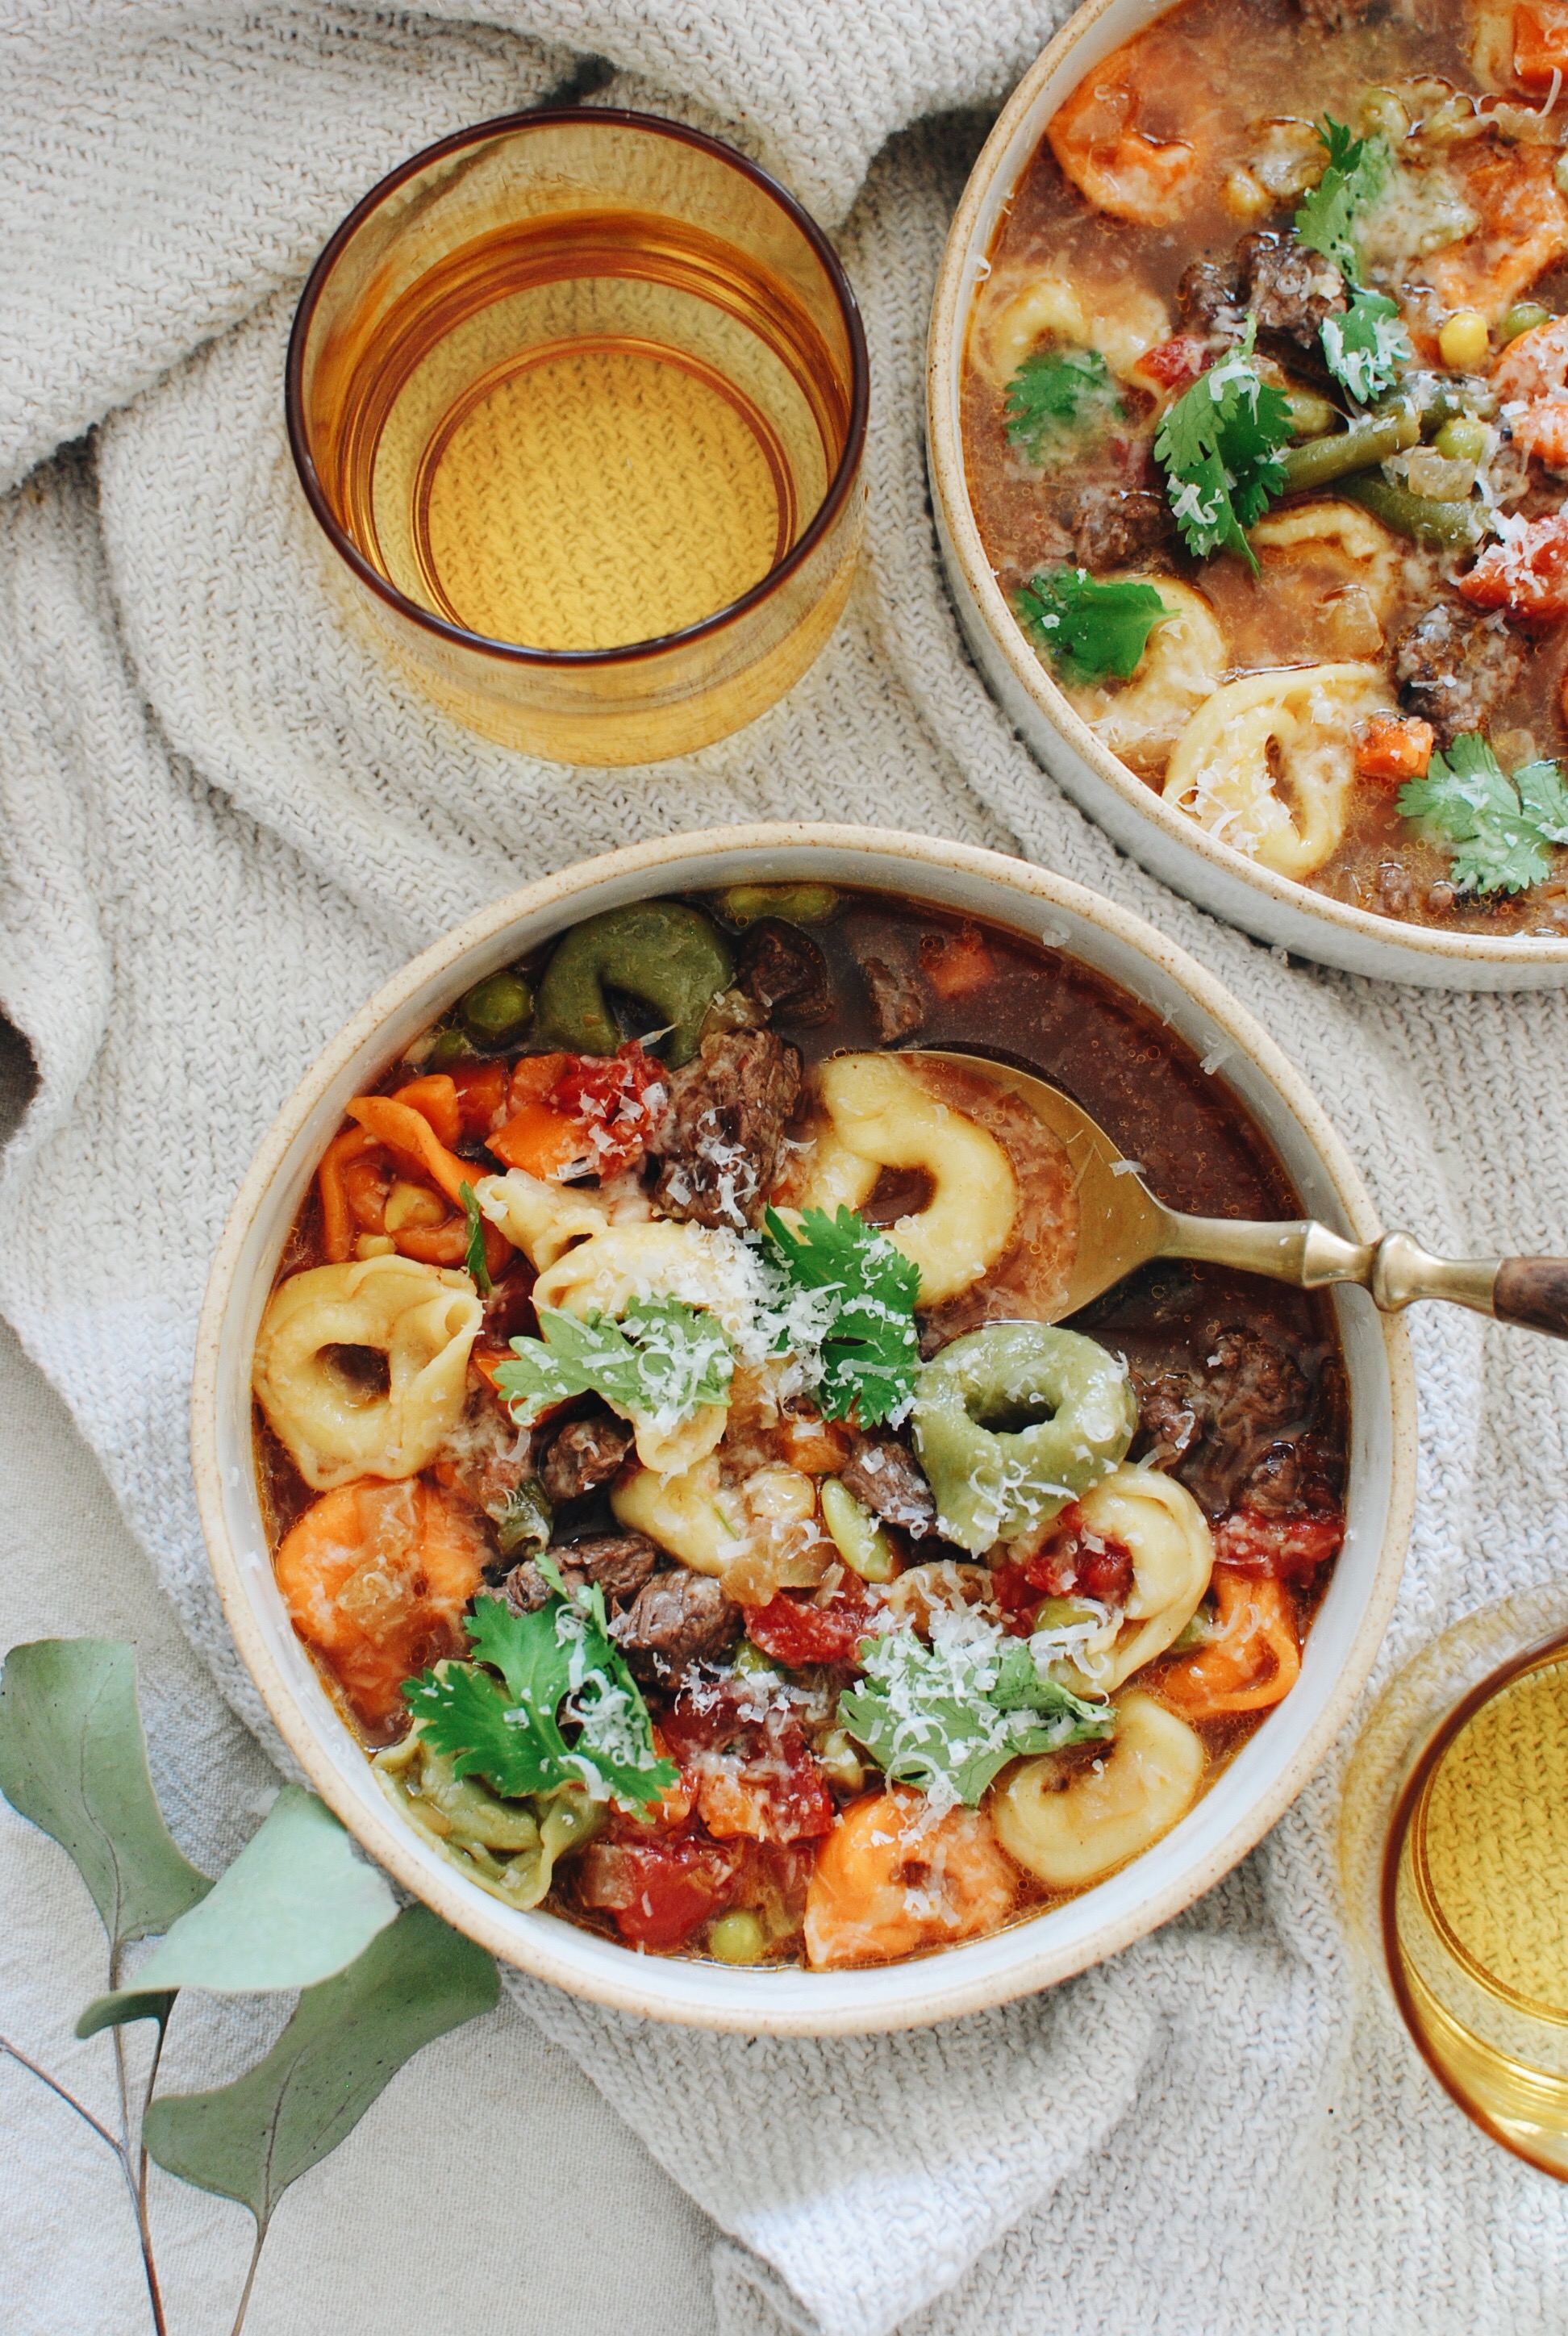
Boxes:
[915,1049,1568,1340]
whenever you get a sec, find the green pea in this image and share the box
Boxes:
[426,1025,476,1067]
[1337,469,1483,549]
[1032,1596,1103,1632]
[911,1324,1136,1554]
[1276,405,1418,497]
[1432,417,1488,464]
[1499,302,1553,346]
[461,969,534,1042]
[709,1910,768,1965]
[716,882,840,928]
[820,1476,897,1583]
[536,901,734,1067]
[732,1638,781,1678]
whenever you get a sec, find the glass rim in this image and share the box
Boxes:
[284,104,871,672]
[1381,1618,1568,2175]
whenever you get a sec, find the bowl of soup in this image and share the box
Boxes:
[192,827,1415,2032]
[928,0,1568,986]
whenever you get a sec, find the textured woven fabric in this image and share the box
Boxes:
[2,8,1567,2333]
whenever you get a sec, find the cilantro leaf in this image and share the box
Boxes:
[494,1296,732,1430]
[1294,115,1391,285]
[1153,322,1293,566]
[1003,348,1122,466]
[405,1587,677,1808]
[1014,567,1170,686]
[459,1179,493,1299]
[1320,286,1412,403]
[839,1612,1115,1808]
[761,1205,920,1427]
[1399,732,1568,895]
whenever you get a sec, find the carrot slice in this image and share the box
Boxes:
[391,1074,462,1148]
[489,1099,590,1179]
[1160,1571,1301,1717]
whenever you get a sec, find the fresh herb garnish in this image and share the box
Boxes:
[1321,285,1412,403]
[1015,566,1169,685]
[1003,347,1122,465]
[1294,115,1391,284]
[494,1297,733,1431]
[459,1178,493,1298]
[1399,732,1568,895]
[838,1609,1115,1808]
[761,1205,920,1427]
[1153,319,1293,566]
[405,1577,677,1808]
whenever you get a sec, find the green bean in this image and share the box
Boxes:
[911,1324,1136,1553]
[716,881,840,928]
[1276,406,1418,495]
[536,900,734,1066]
[1382,373,1497,432]
[1337,469,1484,549]
[461,969,534,1042]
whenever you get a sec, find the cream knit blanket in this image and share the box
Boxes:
[3,6,1566,2330]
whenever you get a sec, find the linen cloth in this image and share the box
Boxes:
[2,6,1567,2333]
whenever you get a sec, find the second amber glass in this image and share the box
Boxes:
[287,110,868,765]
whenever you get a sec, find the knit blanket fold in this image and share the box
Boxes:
[3,8,1566,2332]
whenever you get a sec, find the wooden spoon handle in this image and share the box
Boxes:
[1493,1258,1568,1339]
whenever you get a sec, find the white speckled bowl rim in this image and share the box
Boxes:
[925,0,1568,990]
[193,825,1416,2034]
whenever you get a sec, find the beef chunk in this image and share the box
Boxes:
[1070,485,1174,571]
[860,956,927,1043]
[1237,231,1346,349]
[840,1433,936,1538]
[612,1567,742,1685]
[1182,1328,1310,1516]
[539,1409,635,1505]
[1130,1364,1213,1472]
[650,1028,802,1228]
[1242,1434,1344,1516]
[1393,600,1525,745]
[502,1531,659,1615]
[1295,0,1379,27]
[737,918,833,1025]
[1177,258,1244,341]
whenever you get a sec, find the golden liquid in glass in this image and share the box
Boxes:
[316,209,845,656]
[1387,1644,1568,2177]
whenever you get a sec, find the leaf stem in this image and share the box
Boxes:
[227,2218,269,2336]
[0,2034,122,2153]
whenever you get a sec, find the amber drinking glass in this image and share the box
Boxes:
[286,110,868,765]
[1341,1587,1568,2178]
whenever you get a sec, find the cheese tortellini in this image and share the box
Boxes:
[252,1254,482,1491]
[473,1167,634,1270]
[1042,1465,1215,1694]
[1064,577,1227,770]
[1163,663,1391,878]
[794,1054,1018,1306]
[611,1455,747,1576]
[970,270,1170,387]
[990,1691,1205,1888]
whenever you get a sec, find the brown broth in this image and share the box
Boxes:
[962,0,1568,937]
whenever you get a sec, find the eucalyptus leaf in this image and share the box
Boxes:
[0,1638,210,1953]
[75,1988,177,2041]
[143,1905,498,2233]
[77,1786,397,2033]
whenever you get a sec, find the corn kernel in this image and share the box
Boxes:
[1438,310,1489,369]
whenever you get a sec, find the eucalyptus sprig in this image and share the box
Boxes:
[0,1638,497,2335]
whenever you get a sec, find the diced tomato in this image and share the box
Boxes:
[1009,1503,1136,1605]
[1136,332,1211,393]
[1458,511,1568,632]
[744,1583,873,1668]
[661,1683,836,1846]
[574,1837,741,1949]
[920,924,999,999]
[1356,714,1434,784]
[1213,1506,1345,1583]
[448,1057,511,1139]
[490,1042,665,1182]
